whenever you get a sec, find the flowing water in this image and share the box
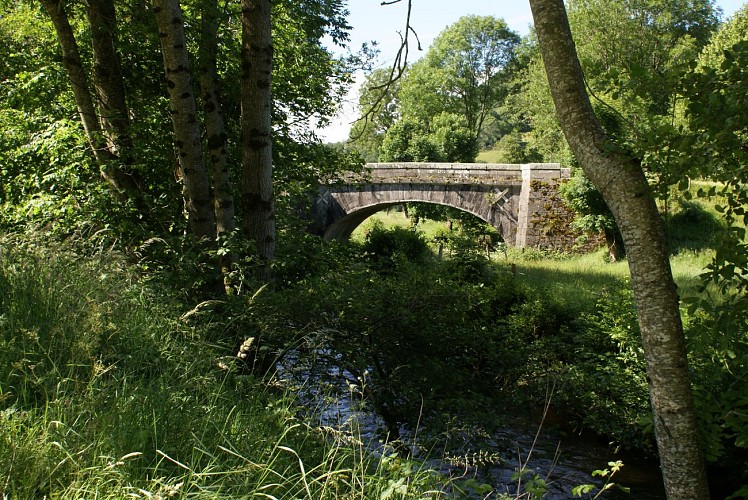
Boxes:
[283,355,666,499]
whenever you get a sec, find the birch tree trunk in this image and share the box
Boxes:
[153,0,216,240]
[241,0,275,279]
[527,0,710,497]
[39,0,141,197]
[86,0,134,160]
[199,0,237,287]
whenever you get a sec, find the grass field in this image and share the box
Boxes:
[476,148,505,164]
[352,206,717,311]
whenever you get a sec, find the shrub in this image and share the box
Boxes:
[360,222,431,269]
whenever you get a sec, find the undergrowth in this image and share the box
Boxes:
[0,235,445,498]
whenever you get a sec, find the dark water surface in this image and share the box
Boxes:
[289,362,667,499]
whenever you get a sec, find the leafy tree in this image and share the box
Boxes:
[512,0,719,168]
[529,0,710,496]
[674,7,748,472]
[430,112,478,162]
[397,15,520,144]
[348,67,401,162]
[379,112,476,163]
[379,118,440,162]
[272,0,354,134]
[39,0,143,200]
[508,0,720,263]
[568,0,718,114]
[504,45,571,163]
[0,0,355,271]
[680,4,748,181]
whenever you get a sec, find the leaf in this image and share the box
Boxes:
[380,477,407,499]
[572,484,596,496]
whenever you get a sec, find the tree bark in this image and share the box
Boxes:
[153,0,216,240]
[527,0,710,498]
[40,0,141,197]
[241,0,275,279]
[86,1,132,157]
[603,226,625,262]
[199,0,237,286]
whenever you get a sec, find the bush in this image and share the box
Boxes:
[360,222,431,269]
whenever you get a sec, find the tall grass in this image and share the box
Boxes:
[0,236,445,498]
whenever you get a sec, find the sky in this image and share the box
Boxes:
[317,0,747,142]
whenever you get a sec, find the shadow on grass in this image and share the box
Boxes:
[666,200,725,254]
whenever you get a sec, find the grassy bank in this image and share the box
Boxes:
[0,236,443,498]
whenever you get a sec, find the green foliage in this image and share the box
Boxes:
[360,221,431,269]
[573,460,629,498]
[567,0,718,161]
[379,113,477,163]
[503,47,571,164]
[0,237,447,498]
[666,199,725,253]
[398,15,520,141]
[668,12,748,486]
[487,129,540,163]
[348,67,401,161]
[249,237,628,455]
[379,118,442,162]
[371,15,520,162]
[431,112,479,162]
[509,468,548,499]
[559,168,623,259]
[504,0,721,205]
[272,0,355,132]
[559,168,614,231]
[677,7,748,183]
[559,287,653,450]
[0,0,358,253]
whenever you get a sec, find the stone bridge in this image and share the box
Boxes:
[310,163,570,248]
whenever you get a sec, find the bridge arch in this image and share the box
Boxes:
[310,163,569,248]
[320,195,515,242]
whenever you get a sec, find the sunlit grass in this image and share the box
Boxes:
[506,248,629,310]
[476,148,505,163]
[355,207,716,312]
[351,208,448,243]
[0,236,447,499]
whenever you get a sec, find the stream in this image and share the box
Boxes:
[282,354,667,499]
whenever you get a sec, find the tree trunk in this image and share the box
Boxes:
[528,0,710,498]
[40,0,141,197]
[199,0,237,285]
[603,226,624,262]
[153,0,216,240]
[241,0,275,279]
[86,0,134,160]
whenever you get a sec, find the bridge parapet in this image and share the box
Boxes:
[337,162,566,186]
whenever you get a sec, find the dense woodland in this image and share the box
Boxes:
[1,0,747,497]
